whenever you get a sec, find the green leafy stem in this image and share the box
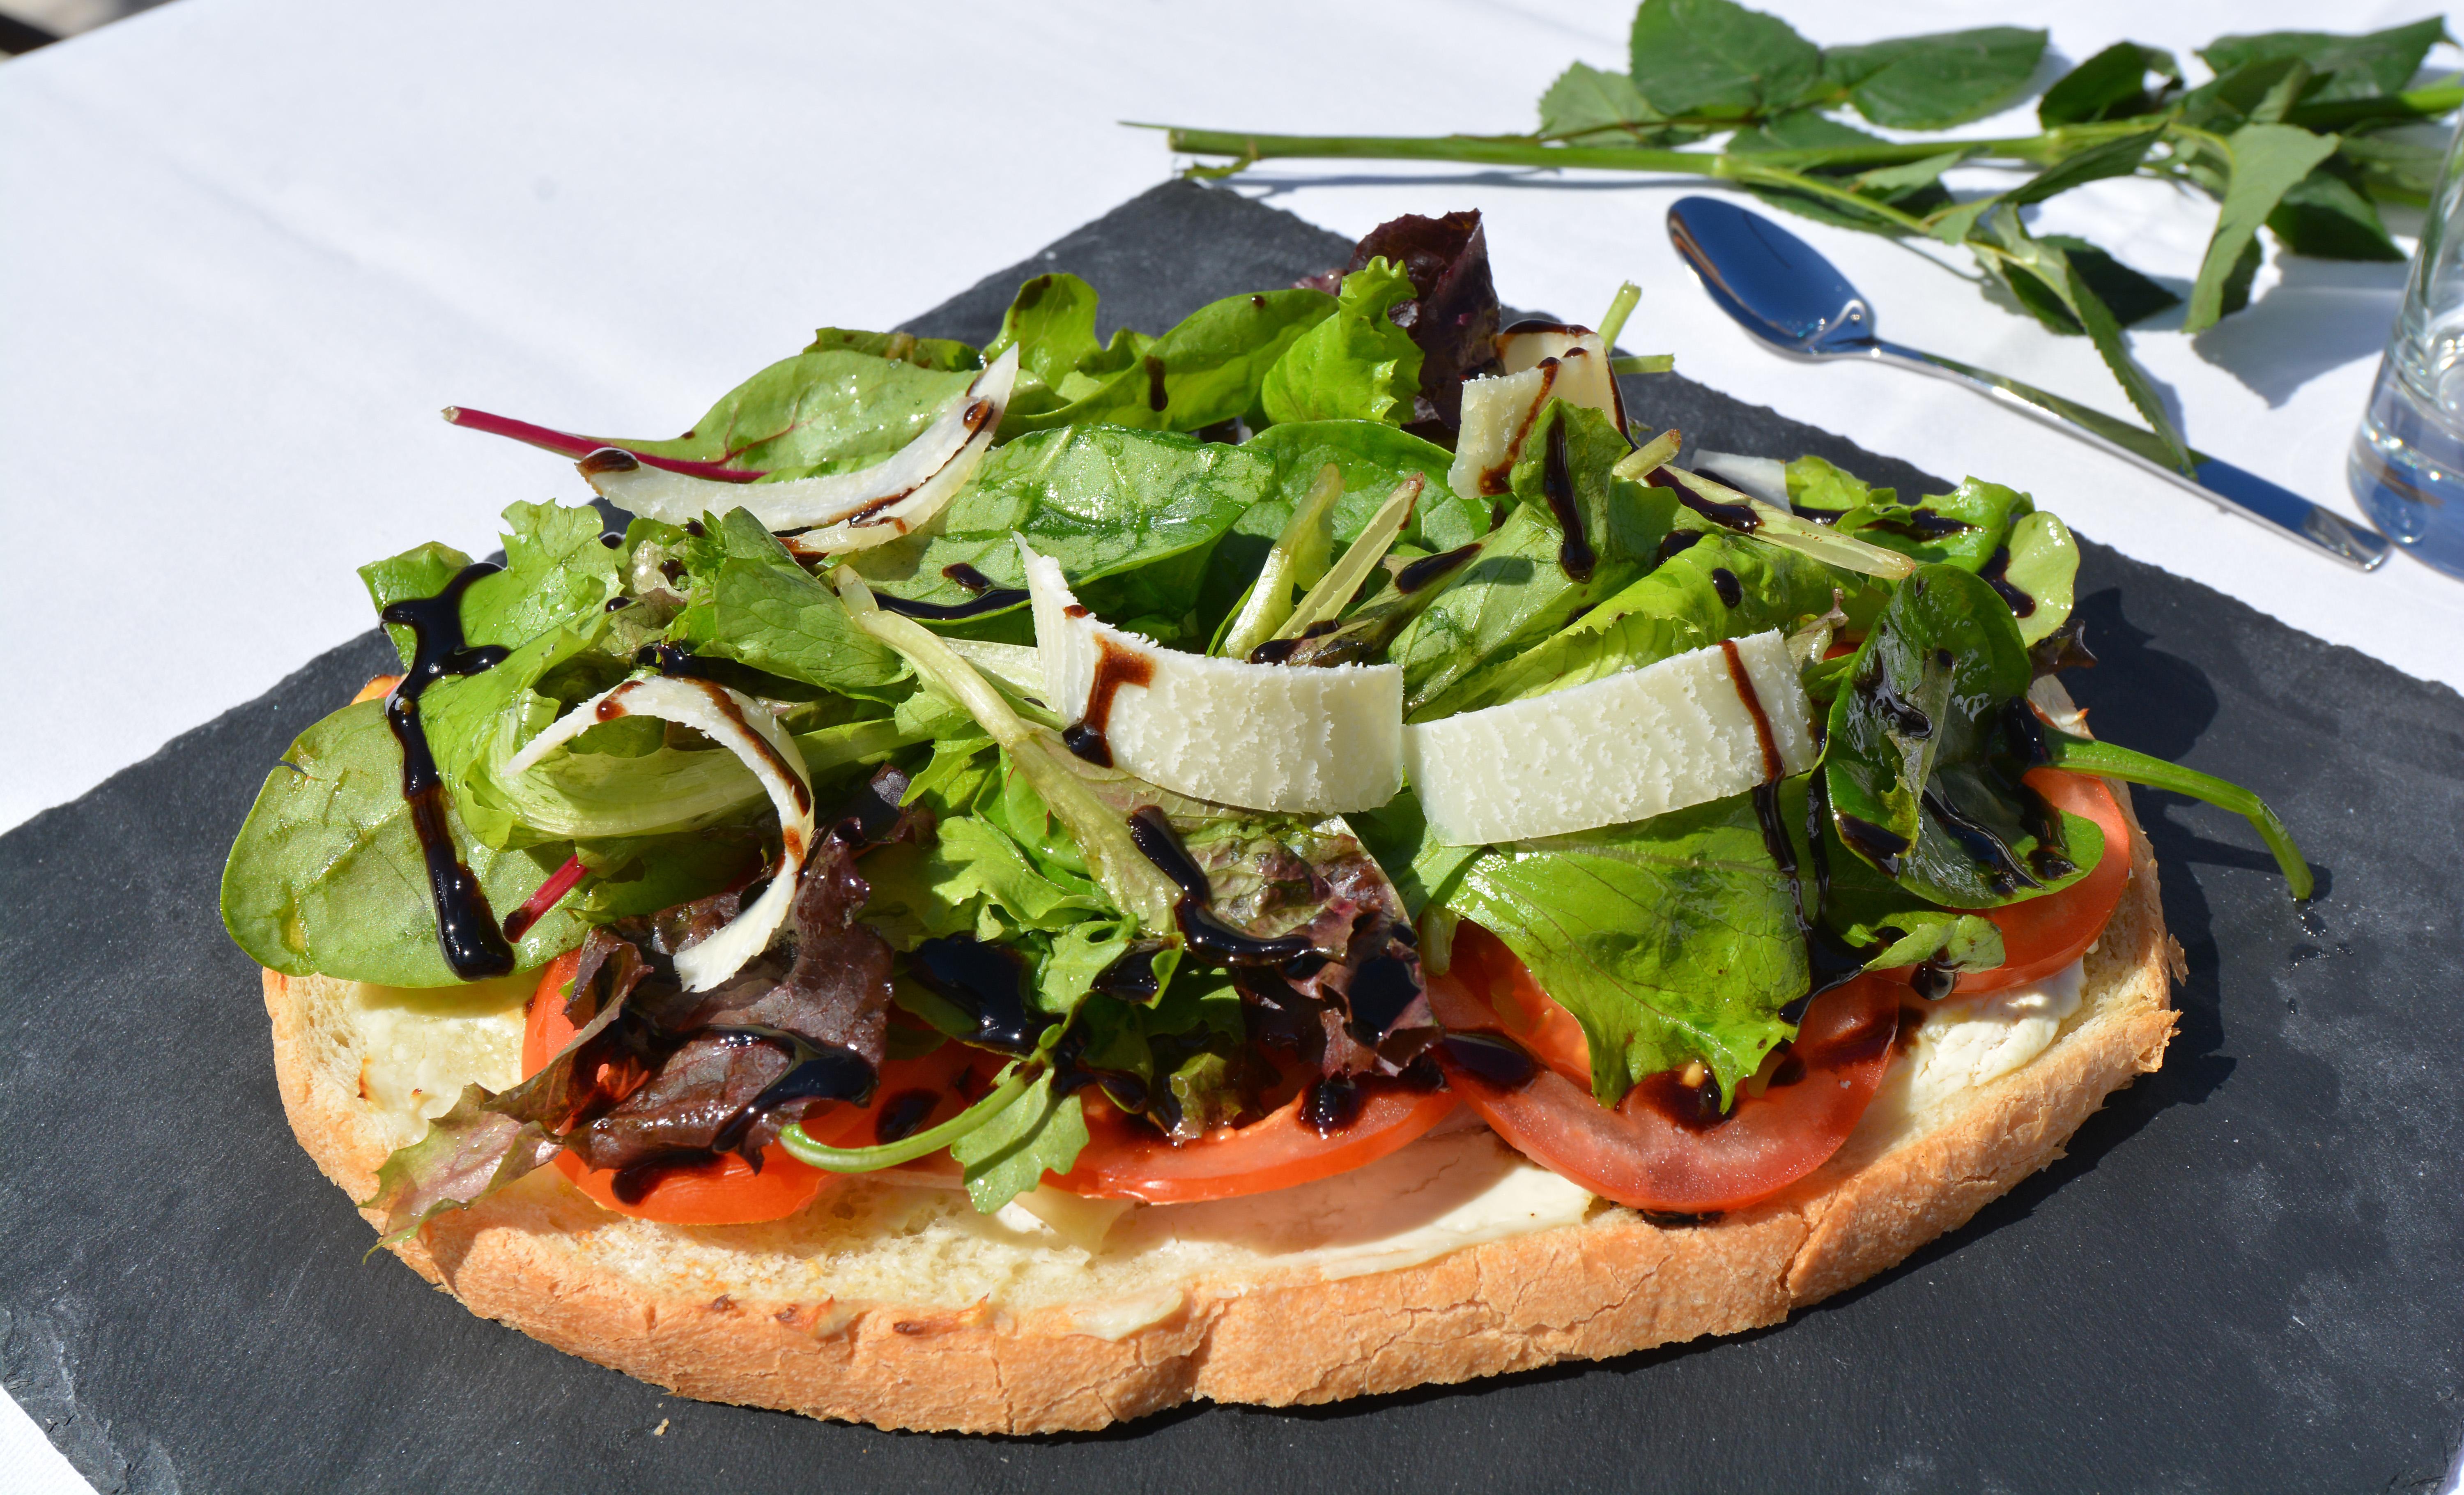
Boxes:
[779,1063,1033,1171]
[2045,731,2313,899]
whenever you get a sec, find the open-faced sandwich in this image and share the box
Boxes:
[223,211,2307,1432]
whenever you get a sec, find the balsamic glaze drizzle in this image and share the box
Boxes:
[1437,1030,1540,1089]
[1979,543,2036,618]
[1062,636,1155,766]
[876,588,1030,621]
[1299,1076,1364,1136]
[378,563,517,979]
[1709,566,1742,608]
[1676,490,1761,534]
[1540,418,1595,582]
[1395,541,1482,593]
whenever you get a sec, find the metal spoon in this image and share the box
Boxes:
[1665,195,2390,571]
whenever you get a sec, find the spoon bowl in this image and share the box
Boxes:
[1664,196,2391,570]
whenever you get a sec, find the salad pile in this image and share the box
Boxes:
[221,211,2305,1239]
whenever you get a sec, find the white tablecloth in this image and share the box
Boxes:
[4,2,2461,1490]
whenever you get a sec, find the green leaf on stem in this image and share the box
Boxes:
[949,1069,1092,1212]
[1820,27,2048,131]
[1539,60,1703,145]
[1929,128,2163,245]
[1627,0,1823,121]
[2200,18,2452,104]
[2037,42,2182,126]
[2336,133,2447,205]
[2268,163,2406,260]
[2185,124,2342,332]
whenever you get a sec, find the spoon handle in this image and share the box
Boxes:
[1865,339,2390,572]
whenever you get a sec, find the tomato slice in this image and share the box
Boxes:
[1051,1077,1458,1205]
[519,952,969,1225]
[1427,928,1900,1213]
[1946,768,2133,994]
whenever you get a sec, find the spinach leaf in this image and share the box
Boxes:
[848,425,1271,614]
[2199,18,2450,104]
[1824,565,2101,909]
[1259,259,1423,427]
[1446,789,1804,1106]
[1440,519,1841,712]
[2185,124,2342,333]
[1626,0,1823,120]
[1392,402,1674,720]
[805,327,982,371]
[359,501,622,667]
[612,350,975,478]
[2037,42,2182,126]
[1820,27,2046,131]
[669,509,908,696]
[220,699,587,986]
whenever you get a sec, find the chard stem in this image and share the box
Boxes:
[1597,281,1642,350]
[2044,734,2313,899]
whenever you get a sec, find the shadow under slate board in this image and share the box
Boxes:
[2,180,2459,1495]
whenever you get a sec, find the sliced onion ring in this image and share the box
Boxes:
[504,675,815,991]
[579,347,1019,536]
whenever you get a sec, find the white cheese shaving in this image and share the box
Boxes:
[1019,540,1404,814]
[580,348,1018,540]
[1447,327,1622,503]
[1403,629,1818,846]
[504,675,815,991]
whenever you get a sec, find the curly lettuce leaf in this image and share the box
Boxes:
[1259,258,1423,427]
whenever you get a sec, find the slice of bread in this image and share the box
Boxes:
[262,715,2180,1434]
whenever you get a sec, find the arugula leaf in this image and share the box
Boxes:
[669,509,908,695]
[1824,565,2101,909]
[848,424,1271,615]
[1820,27,2046,131]
[1446,789,1804,1106]
[220,699,587,985]
[1259,259,1424,426]
[2267,163,2405,260]
[1626,0,1823,121]
[1394,402,1673,719]
[618,350,978,480]
[2200,19,2450,104]
[948,1069,1089,1212]
[2037,42,2182,126]
[2185,124,2343,333]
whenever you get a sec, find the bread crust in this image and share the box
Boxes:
[264,792,2179,1433]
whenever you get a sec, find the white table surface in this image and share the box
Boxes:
[5,2,2462,1490]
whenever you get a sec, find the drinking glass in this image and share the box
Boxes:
[2350,117,2464,577]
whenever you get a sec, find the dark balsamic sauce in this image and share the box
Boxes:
[1858,510,1972,541]
[377,563,517,979]
[876,588,1030,621]
[1921,786,2039,896]
[1299,1076,1364,1135]
[1909,962,1958,1000]
[2028,619,2096,678]
[908,937,1047,1054]
[1836,814,1912,877]
[1395,541,1481,593]
[1143,354,1169,412]
[1751,783,1871,1025]
[578,448,639,476]
[1438,1030,1540,1089]
[942,562,997,594]
[634,642,722,679]
[1477,359,1558,497]
[1719,639,1783,780]
[1638,1208,1724,1228]
[1978,543,2036,618]
[1653,528,1705,568]
[1633,1067,1730,1132]
[1540,418,1595,582]
[1676,489,1761,533]
[875,1088,940,1144]
[1061,636,1155,766]
[1124,805,1318,966]
[1709,566,1742,608]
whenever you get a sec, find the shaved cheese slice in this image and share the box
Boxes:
[580,349,1019,537]
[1019,541,1403,814]
[1448,326,1620,503]
[1404,630,1818,846]
[505,675,815,991]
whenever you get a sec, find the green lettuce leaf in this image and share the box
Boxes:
[669,508,909,696]
[1259,259,1424,427]
[948,1069,1089,1212]
[359,501,623,667]
[616,349,977,480]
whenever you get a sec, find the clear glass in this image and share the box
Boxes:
[2351,117,2464,577]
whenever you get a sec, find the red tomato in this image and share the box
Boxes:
[1427,928,1900,1214]
[1051,1077,1459,1205]
[1947,769,2134,995]
[520,952,968,1226]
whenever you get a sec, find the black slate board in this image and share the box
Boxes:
[5,180,2460,1495]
